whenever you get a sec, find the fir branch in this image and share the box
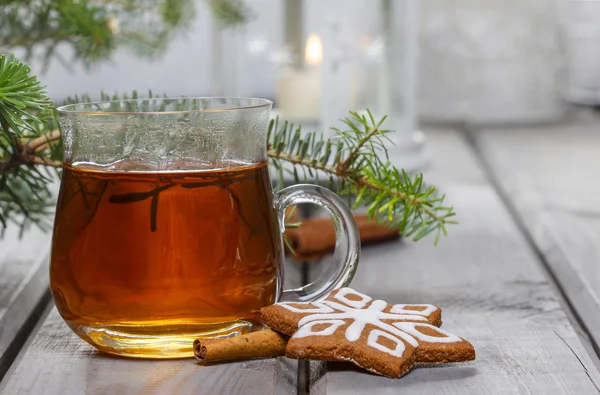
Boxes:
[267,111,457,244]
[0,0,195,68]
[0,54,53,134]
[27,129,61,152]
[0,54,60,232]
[0,53,456,243]
[206,0,251,27]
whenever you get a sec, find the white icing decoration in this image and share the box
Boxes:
[370,300,388,311]
[278,302,335,314]
[393,322,462,343]
[367,329,406,358]
[334,288,372,309]
[281,287,465,359]
[295,299,422,347]
[390,304,438,317]
[294,319,345,338]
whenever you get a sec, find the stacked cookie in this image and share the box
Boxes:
[261,287,475,378]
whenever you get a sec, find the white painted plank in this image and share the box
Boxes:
[476,110,600,357]
[309,128,600,394]
[0,256,303,395]
[0,308,298,395]
[0,226,52,378]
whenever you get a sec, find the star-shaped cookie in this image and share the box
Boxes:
[261,287,475,378]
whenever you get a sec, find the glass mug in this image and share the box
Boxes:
[51,98,359,358]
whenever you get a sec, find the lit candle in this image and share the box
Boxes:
[276,34,323,122]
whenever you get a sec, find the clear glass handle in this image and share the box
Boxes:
[275,184,360,302]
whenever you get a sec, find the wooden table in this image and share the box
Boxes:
[2,110,600,394]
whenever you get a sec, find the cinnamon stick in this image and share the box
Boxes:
[284,214,399,259]
[194,329,288,364]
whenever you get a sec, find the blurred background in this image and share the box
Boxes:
[3,2,600,381]
[4,0,600,171]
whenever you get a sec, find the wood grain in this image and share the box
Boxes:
[308,128,600,394]
[475,110,600,360]
[0,255,304,395]
[0,308,296,395]
[0,226,52,379]
[4,125,600,394]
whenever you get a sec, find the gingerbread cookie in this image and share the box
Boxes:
[261,287,475,378]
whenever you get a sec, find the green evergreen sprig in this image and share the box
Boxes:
[0,0,194,70]
[0,54,53,134]
[0,54,61,233]
[207,0,251,26]
[267,112,457,244]
[0,53,457,243]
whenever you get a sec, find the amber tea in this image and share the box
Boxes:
[51,161,282,357]
[52,97,359,359]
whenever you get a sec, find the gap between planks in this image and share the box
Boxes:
[461,125,600,372]
[0,252,53,383]
[298,260,311,395]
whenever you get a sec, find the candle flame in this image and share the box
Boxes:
[107,16,120,34]
[305,34,323,66]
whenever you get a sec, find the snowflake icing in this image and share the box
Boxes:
[277,288,462,358]
[261,287,475,378]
